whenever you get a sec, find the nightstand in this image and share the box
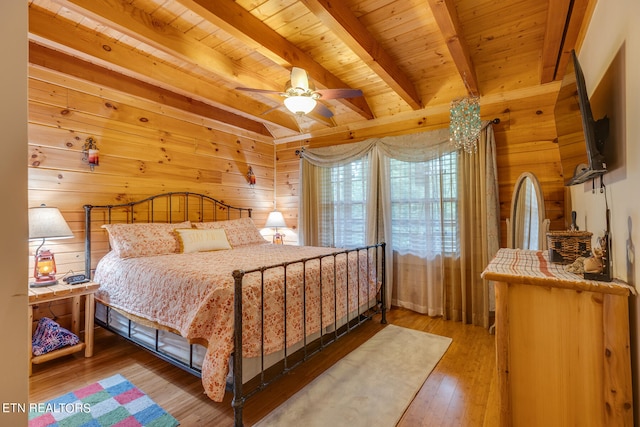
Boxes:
[28,281,99,375]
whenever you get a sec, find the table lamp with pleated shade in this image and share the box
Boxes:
[265,210,287,244]
[29,205,74,287]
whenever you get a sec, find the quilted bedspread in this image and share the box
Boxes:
[93,243,378,401]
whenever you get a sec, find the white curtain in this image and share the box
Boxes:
[299,125,499,326]
[377,128,454,315]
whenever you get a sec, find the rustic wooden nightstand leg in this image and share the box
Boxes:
[84,293,95,357]
[71,295,80,336]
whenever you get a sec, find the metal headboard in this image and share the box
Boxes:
[83,192,252,278]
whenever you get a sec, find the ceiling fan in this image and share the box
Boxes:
[235,67,363,119]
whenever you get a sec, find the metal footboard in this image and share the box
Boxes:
[231,243,386,427]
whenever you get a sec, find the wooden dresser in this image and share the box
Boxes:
[482,248,634,427]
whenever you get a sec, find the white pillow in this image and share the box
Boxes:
[193,217,267,247]
[175,228,232,253]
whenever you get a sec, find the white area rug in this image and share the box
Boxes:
[254,324,452,427]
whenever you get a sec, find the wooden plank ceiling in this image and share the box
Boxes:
[28,0,594,141]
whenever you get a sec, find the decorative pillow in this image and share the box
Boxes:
[175,228,232,253]
[102,221,191,258]
[194,217,267,247]
[32,317,80,356]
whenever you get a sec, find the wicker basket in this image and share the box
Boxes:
[546,231,592,264]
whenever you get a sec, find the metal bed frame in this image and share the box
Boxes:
[84,192,386,426]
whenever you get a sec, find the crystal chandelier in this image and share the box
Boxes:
[449,96,481,154]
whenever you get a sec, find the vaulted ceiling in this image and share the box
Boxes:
[28,0,595,142]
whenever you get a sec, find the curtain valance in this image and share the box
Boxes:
[299,127,455,166]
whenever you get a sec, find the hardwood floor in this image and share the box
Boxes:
[29,308,497,426]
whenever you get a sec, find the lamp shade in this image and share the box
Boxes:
[29,206,74,241]
[265,211,287,228]
[284,96,317,115]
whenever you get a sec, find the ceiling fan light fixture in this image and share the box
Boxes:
[284,96,317,115]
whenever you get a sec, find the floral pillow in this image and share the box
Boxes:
[32,317,79,356]
[175,228,232,253]
[102,221,191,258]
[194,217,267,247]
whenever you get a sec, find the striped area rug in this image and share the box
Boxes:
[28,374,179,427]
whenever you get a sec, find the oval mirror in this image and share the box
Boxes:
[506,172,550,250]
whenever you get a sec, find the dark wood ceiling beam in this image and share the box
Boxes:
[301,0,421,110]
[178,0,374,120]
[541,0,591,83]
[427,0,479,96]
[28,42,272,137]
[540,0,572,83]
[28,6,298,132]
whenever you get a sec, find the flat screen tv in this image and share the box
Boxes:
[554,50,609,186]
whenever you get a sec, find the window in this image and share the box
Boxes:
[319,157,369,248]
[317,151,458,256]
[389,152,458,257]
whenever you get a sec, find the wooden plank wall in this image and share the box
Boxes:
[27,66,275,327]
[27,64,567,326]
[275,90,567,248]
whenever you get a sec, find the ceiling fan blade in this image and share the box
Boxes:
[235,87,283,95]
[307,109,336,127]
[313,102,334,118]
[314,88,363,99]
[290,67,310,90]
